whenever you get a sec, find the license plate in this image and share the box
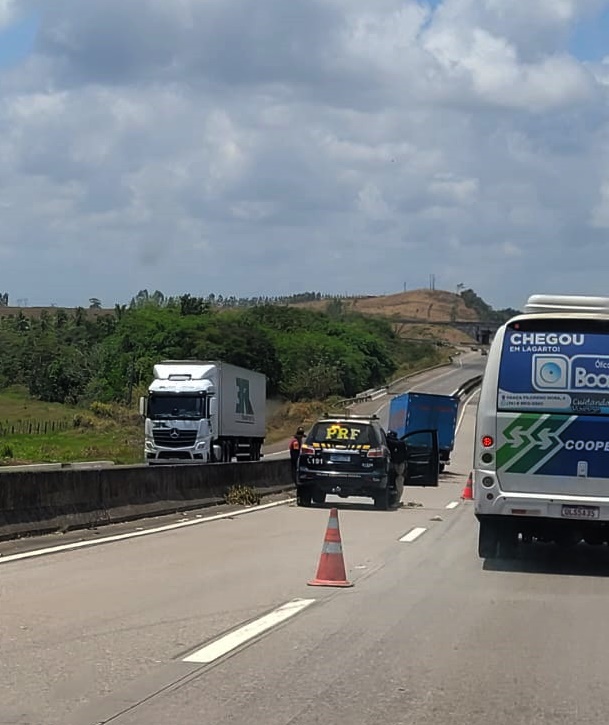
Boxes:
[561,505,600,519]
[330,454,351,463]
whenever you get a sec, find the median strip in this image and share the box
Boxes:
[182,598,316,664]
[399,527,427,543]
[0,498,295,565]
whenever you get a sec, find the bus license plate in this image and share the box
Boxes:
[561,505,600,519]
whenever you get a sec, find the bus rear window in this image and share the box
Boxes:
[498,324,609,416]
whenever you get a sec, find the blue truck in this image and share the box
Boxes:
[388,392,459,472]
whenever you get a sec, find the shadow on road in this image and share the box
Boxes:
[483,543,609,578]
[311,500,401,513]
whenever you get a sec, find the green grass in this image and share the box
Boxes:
[0,386,142,465]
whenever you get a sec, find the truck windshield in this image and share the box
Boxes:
[148,395,205,420]
[498,319,609,416]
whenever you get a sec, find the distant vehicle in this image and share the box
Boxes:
[139,360,266,463]
[481,349,488,356]
[470,346,478,351]
[296,413,439,509]
[475,294,609,558]
[388,392,459,472]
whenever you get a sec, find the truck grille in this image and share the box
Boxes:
[152,429,197,448]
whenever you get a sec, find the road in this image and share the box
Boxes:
[8,352,609,724]
[264,350,486,459]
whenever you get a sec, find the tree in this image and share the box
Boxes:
[179,294,210,316]
[89,297,102,309]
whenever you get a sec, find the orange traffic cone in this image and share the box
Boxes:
[308,508,353,588]
[461,472,473,500]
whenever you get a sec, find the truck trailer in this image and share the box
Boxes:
[388,391,459,472]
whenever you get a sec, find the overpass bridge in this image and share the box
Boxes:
[392,318,503,344]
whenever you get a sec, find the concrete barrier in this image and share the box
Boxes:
[0,459,293,541]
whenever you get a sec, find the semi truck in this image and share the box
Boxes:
[388,391,459,472]
[139,360,266,463]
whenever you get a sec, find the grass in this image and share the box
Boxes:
[265,398,348,444]
[0,386,142,466]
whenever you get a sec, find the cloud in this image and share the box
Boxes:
[0,0,18,29]
[0,0,608,308]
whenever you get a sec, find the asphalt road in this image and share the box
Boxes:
[264,350,486,459]
[14,354,609,723]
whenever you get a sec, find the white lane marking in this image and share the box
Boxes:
[446,501,460,510]
[182,598,316,664]
[399,527,427,543]
[455,389,479,435]
[373,398,389,416]
[263,451,287,458]
[0,498,295,566]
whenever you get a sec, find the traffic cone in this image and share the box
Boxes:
[461,472,473,500]
[308,508,353,588]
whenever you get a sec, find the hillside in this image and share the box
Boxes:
[292,289,479,321]
[0,288,515,351]
[291,289,488,345]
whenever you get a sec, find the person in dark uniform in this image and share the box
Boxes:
[386,430,406,506]
[289,426,306,483]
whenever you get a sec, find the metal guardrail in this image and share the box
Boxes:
[453,375,483,399]
[335,357,456,407]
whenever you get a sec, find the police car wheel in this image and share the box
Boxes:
[312,490,326,505]
[297,489,312,507]
[374,488,390,511]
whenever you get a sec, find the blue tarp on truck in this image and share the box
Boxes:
[388,392,459,468]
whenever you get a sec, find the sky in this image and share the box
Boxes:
[1,1,609,309]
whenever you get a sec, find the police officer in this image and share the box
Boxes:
[289,426,306,483]
[386,430,406,506]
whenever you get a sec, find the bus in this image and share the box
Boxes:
[474,294,609,558]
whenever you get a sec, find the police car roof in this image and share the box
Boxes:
[319,413,379,422]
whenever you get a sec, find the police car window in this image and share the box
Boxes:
[309,422,377,445]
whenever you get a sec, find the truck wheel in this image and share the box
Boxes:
[478,520,499,559]
[312,490,326,505]
[439,462,445,474]
[374,488,390,511]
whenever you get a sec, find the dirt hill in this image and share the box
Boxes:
[291,289,481,345]
[293,289,479,322]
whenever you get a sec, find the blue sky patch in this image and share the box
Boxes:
[0,13,39,69]
[569,6,609,61]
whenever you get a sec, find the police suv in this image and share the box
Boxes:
[296,413,439,510]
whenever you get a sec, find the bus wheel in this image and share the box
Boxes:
[478,520,499,559]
